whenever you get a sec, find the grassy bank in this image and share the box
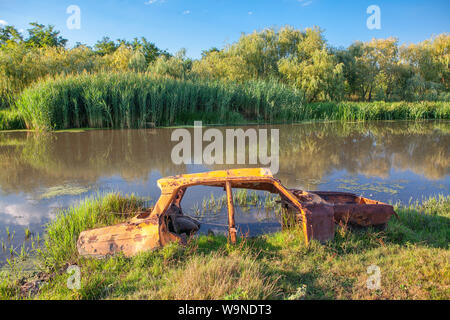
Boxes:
[13,72,450,130]
[1,193,449,300]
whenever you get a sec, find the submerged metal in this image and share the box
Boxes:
[77,168,397,258]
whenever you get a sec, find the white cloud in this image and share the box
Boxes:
[248,11,253,15]
[0,20,8,26]
[144,0,166,5]
[182,10,191,15]
[298,0,313,6]
[1,202,55,226]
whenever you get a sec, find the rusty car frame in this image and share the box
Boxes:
[77,168,398,257]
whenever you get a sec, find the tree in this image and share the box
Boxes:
[227,28,281,79]
[279,49,344,102]
[201,47,220,58]
[278,27,344,102]
[94,37,119,56]
[192,50,251,81]
[0,25,23,46]
[104,44,134,71]
[95,36,168,63]
[366,38,400,100]
[344,38,401,101]
[401,34,449,93]
[25,22,67,48]
[128,48,147,72]
[430,34,450,90]
[131,37,168,63]
[149,49,191,79]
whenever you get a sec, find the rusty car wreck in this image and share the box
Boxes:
[77,168,398,258]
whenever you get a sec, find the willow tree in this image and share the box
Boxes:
[279,49,344,102]
[192,51,252,81]
[148,49,192,79]
[401,34,449,94]
[193,25,345,101]
[277,27,344,102]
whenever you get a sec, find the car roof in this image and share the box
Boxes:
[157,168,277,193]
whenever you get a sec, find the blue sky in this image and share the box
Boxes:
[0,0,449,58]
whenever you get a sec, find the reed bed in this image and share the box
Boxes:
[15,72,449,131]
[16,73,307,130]
[308,101,450,121]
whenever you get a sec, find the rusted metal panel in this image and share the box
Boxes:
[301,203,335,243]
[333,203,397,227]
[77,218,161,257]
[308,191,398,226]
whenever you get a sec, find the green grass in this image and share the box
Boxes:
[13,72,450,131]
[37,193,147,270]
[1,193,449,300]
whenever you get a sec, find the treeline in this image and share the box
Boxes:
[195,28,449,103]
[0,22,170,109]
[0,22,449,130]
[1,23,449,108]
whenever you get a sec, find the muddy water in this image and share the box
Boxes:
[0,121,448,263]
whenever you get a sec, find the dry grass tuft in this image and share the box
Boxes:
[150,251,279,300]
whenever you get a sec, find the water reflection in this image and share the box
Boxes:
[0,121,448,194]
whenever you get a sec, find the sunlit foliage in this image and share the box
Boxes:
[0,22,448,111]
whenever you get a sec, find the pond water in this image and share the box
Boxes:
[0,120,448,263]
